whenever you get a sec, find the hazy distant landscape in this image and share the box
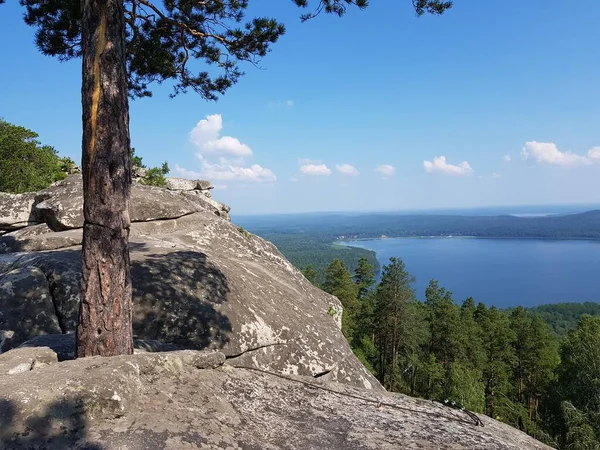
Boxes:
[236,206,600,294]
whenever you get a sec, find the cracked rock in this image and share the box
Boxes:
[0,266,62,352]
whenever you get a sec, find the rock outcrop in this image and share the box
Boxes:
[0,175,376,389]
[0,174,230,236]
[0,346,552,450]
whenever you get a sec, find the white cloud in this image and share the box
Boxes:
[335,164,359,176]
[189,114,252,157]
[503,154,511,162]
[423,156,473,176]
[590,147,600,161]
[178,115,276,183]
[374,165,395,178]
[492,172,503,179]
[521,141,600,167]
[299,164,332,176]
[174,161,276,183]
[202,162,276,183]
[285,100,294,107]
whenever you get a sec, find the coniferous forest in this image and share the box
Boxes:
[304,257,600,449]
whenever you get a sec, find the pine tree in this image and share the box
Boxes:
[459,297,486,371]
[354,257,375,299]
[426,281,462,367]
[374,257,416,391]
[476,306,516,419]
[510,308,559,423]
[323,259,359,340]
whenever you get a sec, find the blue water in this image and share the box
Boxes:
[341,238,600,308]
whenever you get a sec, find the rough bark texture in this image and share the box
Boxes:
[77,0,133,357]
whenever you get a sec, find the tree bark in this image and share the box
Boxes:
[76,0,133,357]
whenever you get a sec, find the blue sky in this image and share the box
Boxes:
[1,1,599,214]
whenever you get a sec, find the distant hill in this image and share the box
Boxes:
[238,210,600,241]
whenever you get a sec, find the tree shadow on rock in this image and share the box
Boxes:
[0,397,103,449]
[0,235,21,254]
[130,245,232,350]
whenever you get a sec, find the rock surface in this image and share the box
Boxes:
[0,178,375,389]
[26,175,231,231]
[0,266,62,352]
[0,347,552,450]
[0,192,37,230]
[165,177,214,191]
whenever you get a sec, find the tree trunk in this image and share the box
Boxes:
[76,0,133,357]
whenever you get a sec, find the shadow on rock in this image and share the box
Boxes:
[0,397,103,449]
[130,245,232,350]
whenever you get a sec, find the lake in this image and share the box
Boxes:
[341,238,600,308]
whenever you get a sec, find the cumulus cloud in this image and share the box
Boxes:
[189,114,252,157]
[201,161,276,183]
[336,164,359,176]
[423,156,473,176]
[503,154,511,162]
[520,141,600,167]
[492,172,503,179]
[374,165,395,178]
[174,161,276,183]
[178,115,276,183]
[299,164,332,175]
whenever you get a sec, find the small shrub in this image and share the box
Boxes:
[237,225,251,238]
[141,162,169,187]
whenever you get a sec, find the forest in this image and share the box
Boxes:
[306,257,600,449]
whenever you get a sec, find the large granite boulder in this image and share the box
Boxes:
[0,347,552,449]
[28,175,231,231]
[0,178,375,389]
[0,212,371,388]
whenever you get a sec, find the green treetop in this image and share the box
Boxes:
[354,257,376,299]
[0,119,70,193]
[323,259,359,339]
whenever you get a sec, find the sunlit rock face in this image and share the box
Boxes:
[0,175,377,390]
